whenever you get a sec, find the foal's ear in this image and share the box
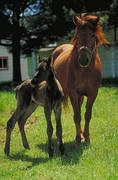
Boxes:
[73,14,82,27]
[47,55,52,65]
[37,55,41,63]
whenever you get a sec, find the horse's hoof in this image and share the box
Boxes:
[80,133,84,140]
[75,137,81,146]
[75,142,81,148]
[84,139,90,145]
[83,134,90,144]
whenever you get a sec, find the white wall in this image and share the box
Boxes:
[0,46,13,83]
[20,56,29,81]
[98,45,118,78]
[0,46,29,83]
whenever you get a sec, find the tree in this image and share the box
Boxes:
[0,0,38,82]
[0,0,117,82]
[108,0,118,41]
[23,0,117,46]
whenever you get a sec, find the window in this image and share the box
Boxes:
[0,57,8,70]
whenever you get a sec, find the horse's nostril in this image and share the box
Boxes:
[31,77,37,86]
[78,57,90,67]
[86,58,89,63]
[34,78,36,82]
[33,77,37,83]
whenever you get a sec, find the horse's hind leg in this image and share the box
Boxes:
[18,102,38,150]
[4,111,20,156]
[44,105,53,157]
[54,105,65,155]
[18,118,30,150]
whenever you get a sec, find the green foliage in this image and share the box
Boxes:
[0,87,118,179]
[110,0,118,11]
[0,0,117,49]
[1,0,117,82]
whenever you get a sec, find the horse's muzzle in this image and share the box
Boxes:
[30,78,37,87]
[78,56,91,67]
[78,49,91,67]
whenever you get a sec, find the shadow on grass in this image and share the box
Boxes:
[6,139,90,167]
[36,139,90,165]
[61,141,90,165]
[7,150,49,168]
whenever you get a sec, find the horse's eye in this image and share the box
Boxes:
[91,34,95,38]
[43,67,46,71]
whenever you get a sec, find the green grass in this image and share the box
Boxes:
[0,87,118,180]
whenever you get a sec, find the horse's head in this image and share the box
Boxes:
[73,14,100,67]
[31,56,50,87]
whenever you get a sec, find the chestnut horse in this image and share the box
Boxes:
[52,14,109,145]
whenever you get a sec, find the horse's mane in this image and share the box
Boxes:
[71,15,110,46]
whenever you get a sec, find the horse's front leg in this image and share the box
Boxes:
[44,104,53,157]
[84,92,98,143]
[54,104,65,156]
[69,94,83,145]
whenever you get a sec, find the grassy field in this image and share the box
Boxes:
[0,86,118,180]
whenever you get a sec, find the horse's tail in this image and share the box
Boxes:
[62,95,69,110]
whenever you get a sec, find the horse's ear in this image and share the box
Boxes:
[37,55,41,63]
[80,13,87,18]
[73,14,81,26]
[94,14,100,25]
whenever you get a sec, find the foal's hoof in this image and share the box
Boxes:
[48,152,54,158]
[59,145,65,156]
[23,144,30,150]
[48,148,54,158]
[4,148,9,156]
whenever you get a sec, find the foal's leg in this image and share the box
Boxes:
[54,105,65,155]
[44,104,53,157]
[83,91,98,143]
[18,102,38,150]
[69,94,83,145]
[4,109,25,156]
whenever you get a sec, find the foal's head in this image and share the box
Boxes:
[31,56,49,86]
[31,56,56,87]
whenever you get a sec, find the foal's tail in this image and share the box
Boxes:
[14,85,19,99]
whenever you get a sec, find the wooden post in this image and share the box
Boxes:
[111,44,116,78]
[31,50,37,75]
